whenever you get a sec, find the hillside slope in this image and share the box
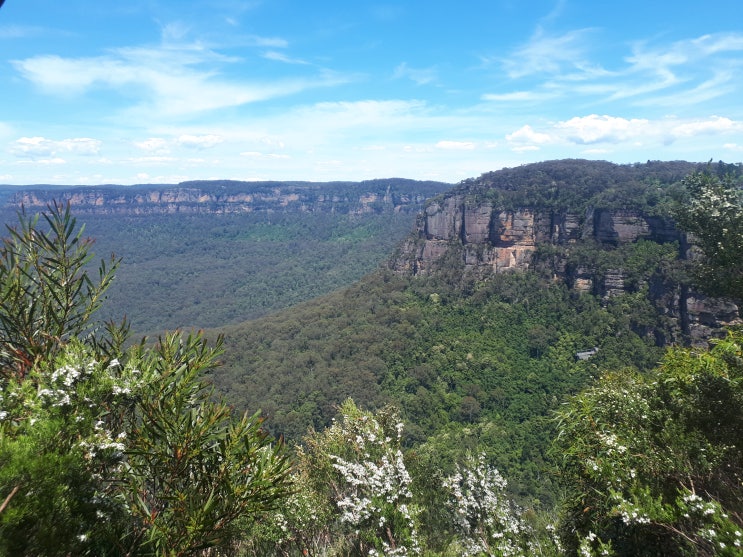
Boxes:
[211,159,741,503]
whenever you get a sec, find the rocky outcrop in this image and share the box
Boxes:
[4,179,451,217]
[391,161,740,345]
[393,196,683,276]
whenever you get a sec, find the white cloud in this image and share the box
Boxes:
[11,137,101,158]
[128,156,177,163]
[556,115,650,144]
[134,138,171,153]
[240,151,290,159]
[671,116,738,138]
[506,125,552,145]
[17,157,67,165]
[505,115,743,151]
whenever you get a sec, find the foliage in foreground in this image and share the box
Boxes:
[242,399,558,557]
[673,170,743,304]
[555,330,743,556]
[0,203,290,556]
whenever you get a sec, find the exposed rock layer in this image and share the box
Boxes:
[4,179,451,217]
[392,161,740,345]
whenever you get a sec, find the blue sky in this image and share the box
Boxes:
[1,0,743,185]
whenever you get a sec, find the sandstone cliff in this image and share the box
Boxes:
[3,179,451,217]
[392,160,740,344]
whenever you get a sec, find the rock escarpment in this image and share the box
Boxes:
[4,179,451,217]
[393,200,682,276]
[392,160,740,344]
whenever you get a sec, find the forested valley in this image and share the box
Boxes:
[0,178,450,333]
[1,160,743,556]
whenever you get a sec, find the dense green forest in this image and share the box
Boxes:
[81,211,418,332]
[1,160,742,556]
[0,179,450,333]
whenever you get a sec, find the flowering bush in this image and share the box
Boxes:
[674,170,743,302]
[442,453,542,557]
[328,402,419,556]
[0,343,136,555]
[247,399,420,557]
[555,331,743,556]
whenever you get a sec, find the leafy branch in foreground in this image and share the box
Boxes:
[0,202,119,378]
[674,171,743,304]
[0,203,290,556]
[120,332,291,556]
[555,330,743,556]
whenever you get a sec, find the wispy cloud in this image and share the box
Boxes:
[12,46,349,118]
[0,25,49,39]
[134,138,171,154]
[262,50,309,64]
[393,62,437,85]
[498,27,598,79]
[133,134,224,154]
[11,137,102,158]
[436,140,475,150]
[490,30,743,113]
[242,35,289,48]
[504,114,743,151]
[481,90,556,102]
[16,157,67,165]
[177,134,224,149]
[240,151,290,159]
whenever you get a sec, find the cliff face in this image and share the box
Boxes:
[393,198,681,275]
[4,179,451,217]
[392,161,740,345]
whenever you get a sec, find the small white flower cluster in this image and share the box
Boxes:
[613,498,651,526]
[443,453,533,557]
[368,542,414,557]
[17,353,143,467]
[597,432,627,455]
[678,492,743,549]
[78,420,126,460]
[578,531,612,557]
[329,411,419,556]
[681,492,718,518]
